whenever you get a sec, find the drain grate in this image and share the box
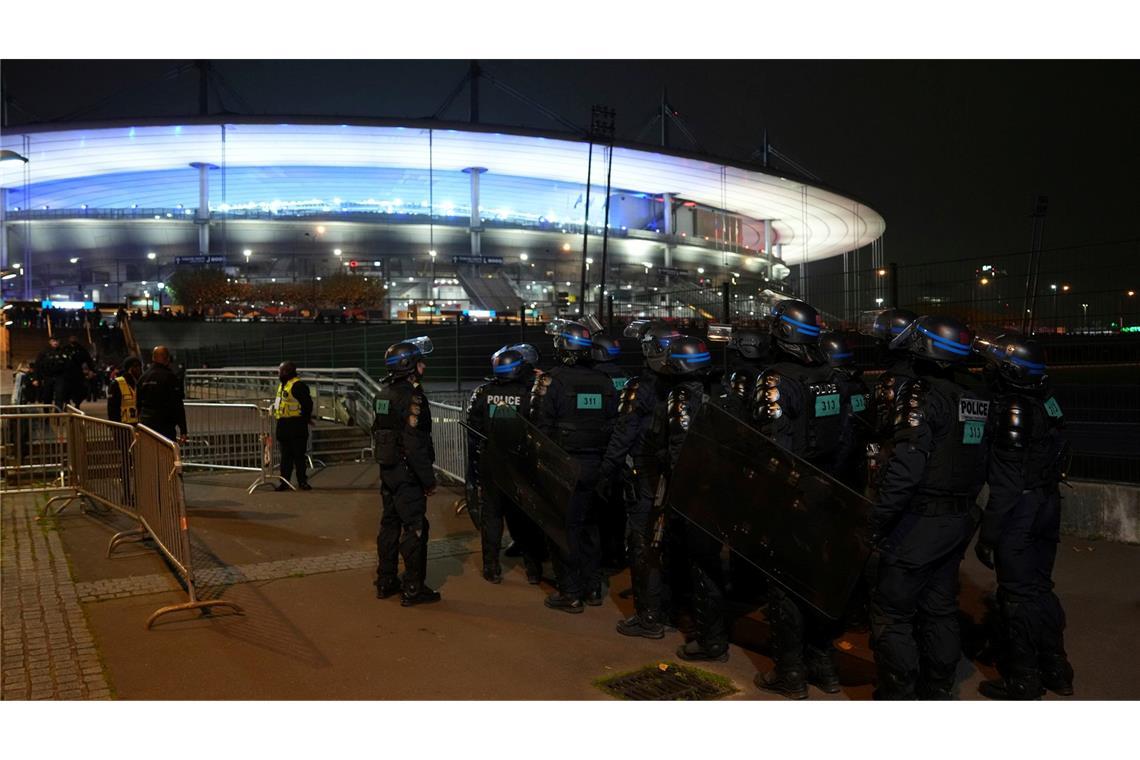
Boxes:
[597,662,738,701]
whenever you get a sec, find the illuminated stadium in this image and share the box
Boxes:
[0,118,885,317]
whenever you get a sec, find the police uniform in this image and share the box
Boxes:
[591,339,631,572]
[274,374,314,488]
[34,343,69,409]
[373,347,438,604]
[868,316,988,700]
[467,365,544,583]
[531,352,618,608]
[751,354,851,694]
[976,340,1073,699]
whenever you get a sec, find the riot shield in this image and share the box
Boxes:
[667,402,873,620]
[482,406,580,553]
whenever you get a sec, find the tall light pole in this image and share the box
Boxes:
[429,250,437,324]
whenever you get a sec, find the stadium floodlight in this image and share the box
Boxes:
[147,252,157,260]
[70,257,80,264]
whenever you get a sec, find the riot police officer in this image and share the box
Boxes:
[821,332,871,492]
[865,309,919,497]
[373,337,441,607]
[591,333,631,573]
[974,334,1074,699]
[466,343,545,585]
[598,320,683,638]
[530,321,618,613]
[749,300,850,698]
[34,337,69,409]
[868,315,988,700]
[720,326,767,419]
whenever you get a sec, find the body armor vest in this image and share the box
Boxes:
[115,376,138,424]
[903,376,989,500]
[754,361,843,462]
[992,391,1065,490]
[373,377,431,466]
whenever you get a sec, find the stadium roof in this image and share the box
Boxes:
[1,118,885,263]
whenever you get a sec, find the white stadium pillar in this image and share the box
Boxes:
[190,162,217,256]
[464,167,487,258]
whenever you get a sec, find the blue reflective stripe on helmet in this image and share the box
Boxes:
[890,325,906,334]
[386,350,418,365]
[780,313,821,335]
[493,359,521,373]
[607,345,621,356]
[563,330,592,346]
[1009,355,1046,374]
[829,351,854,359]
[683,351,711,363]
[917,325,971,355]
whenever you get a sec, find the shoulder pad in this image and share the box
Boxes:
[996,396,1033,450]
[729,369,753,400]
[618,376,642,415]
[467,386,484,413]
[666,385,696,431]
[752,369,783,423]
[894,378,929,431]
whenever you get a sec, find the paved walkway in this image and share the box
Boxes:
[1,497,112,700]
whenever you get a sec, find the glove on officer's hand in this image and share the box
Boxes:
[974,541,995,570]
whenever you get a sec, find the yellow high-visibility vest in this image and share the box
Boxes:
[274,377,303,419]
[116,375,139,424]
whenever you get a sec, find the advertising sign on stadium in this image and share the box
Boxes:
[175,255,227,266]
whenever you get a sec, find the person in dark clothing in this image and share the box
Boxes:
[373,337,440,607]
[747,300,851,699]
[598,319,684,637]
[821,331,871,492]
[973,333,1074,700]
[590,333,631,574]
[34,337,69,409]
[273,361,315,491]
[136,345,188,442]
[719,326,767,420]
[62,335,94,407]
[868,315,989,700]
[864,308,919,498]
[530,320,618,614]
[466,343,545,584]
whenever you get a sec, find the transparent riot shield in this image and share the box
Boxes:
[667,402,873,620]
[482,406,580,553]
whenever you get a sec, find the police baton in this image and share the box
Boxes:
[458,420,488,441]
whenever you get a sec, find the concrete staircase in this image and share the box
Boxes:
[309,421,373,464]
[457,266,523,315]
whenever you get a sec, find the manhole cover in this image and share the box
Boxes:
[597,662,738,701]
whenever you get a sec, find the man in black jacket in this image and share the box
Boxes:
[137,346,188,442]
[273,362,315,491]
[34,337,68,409]
[373,337,440,607]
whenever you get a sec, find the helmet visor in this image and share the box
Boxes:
[408,336,434,356]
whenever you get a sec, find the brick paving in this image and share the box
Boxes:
[1,500,113,700]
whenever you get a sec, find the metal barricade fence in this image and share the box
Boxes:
[134,424,244,628]
[181,402,292,493]
[0,410,71,494]
[65,413,137,513]
[429,400,466,483]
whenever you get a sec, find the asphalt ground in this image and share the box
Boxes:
[29,463,1140,701]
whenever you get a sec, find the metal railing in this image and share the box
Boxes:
[133,424,244,628]
[185,368,468,483]
[180,402,292,493]
[1,409,71,494]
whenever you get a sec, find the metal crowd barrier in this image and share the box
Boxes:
[180,402,305,493]
[428,400,466,483]
[0,409,71,494]
[133,424,244,628]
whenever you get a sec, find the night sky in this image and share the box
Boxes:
[4,59,1139,279]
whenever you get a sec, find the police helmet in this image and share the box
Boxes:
[590,335,621,364]
[871,308,918,344]
[820,332,856,369]
[552,321,594,362]
[634,321,682,372]
[663,336,712,375]
[727,327,766,360]
[491,343,539,381]
[980,333,1047,388]
[894,315,973,365]
[384,336,434,377]
[121,356,142,373]
[770,300,822,345]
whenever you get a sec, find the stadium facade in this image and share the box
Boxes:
[1,118,885,317]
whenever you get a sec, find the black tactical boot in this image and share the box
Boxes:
[806,649,841,694]
[374,579,401,599]
[616,614,665,639]
[584,582,605,606]
[979,675,1041,700]
[1039,655,1074,696]
[482,564,503,584]
[400,587,442,607]
[544,592,584,614]
[676,640,728,663]
[754,669,808,700]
